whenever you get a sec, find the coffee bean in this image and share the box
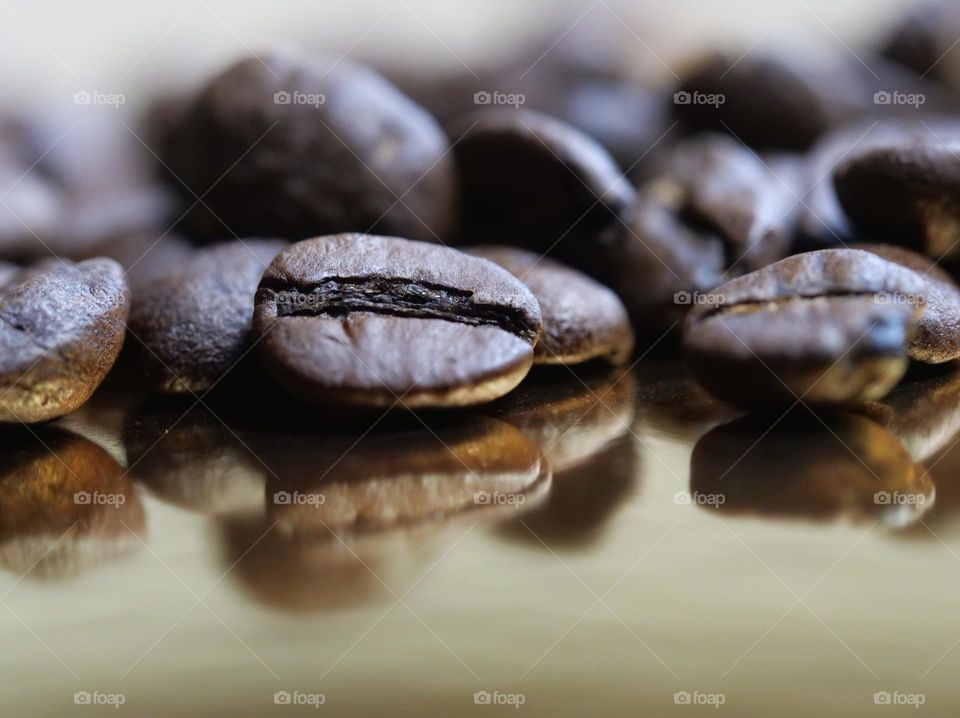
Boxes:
[85,232,195,292]
[690,409,933,526]
[261,417,549,530]
[647,134,802,271]
[682,249,936,407]
[834,140,960,259]
[165,49,456,243]
[0,426,144,578]
[466,246,633,366]
[452,109,634,253]
[253,234,542,408]
[0,258,128,423]
[852,242,960,363]
[129,239,286,393]
[0,165,62,260]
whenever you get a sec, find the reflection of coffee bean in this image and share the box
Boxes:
[0,258,128,422]
[258,417,550,531]
[487,368,636,472]
[0,427,144,578]
[683,249,942,407]
[253,234,542,408]
[129,239,286,393]
[123,401,267,516]
[690,410,933,526]
[163,49,457,242]
[467,246,633,366]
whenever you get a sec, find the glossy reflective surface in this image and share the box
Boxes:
[3,361,960,716]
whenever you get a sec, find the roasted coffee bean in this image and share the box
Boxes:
[834,140,960,259]
[0,258,128,423]
[129,239,286,393]
[690,409,933,526]
[253,234,542,408]
[466,246,633,365]
[852,242,960,363]
[261,417,550,530]
[646,134,802,271]
[675,46,957,150]
[682,249,938,407]
[165,49,456,243]
[0,426,144,578]
[452,109,635,253]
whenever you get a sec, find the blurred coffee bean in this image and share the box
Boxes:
[0,165,62,260]
[467,246,633,366]
[164,49,457,243]
[675,45,957,151]
[129,239,285,393]
[486,368,636,472]
[253,234,542,409]
[452,109,635,254]
[0,427,144,579]
[690,410,934,527]
[648,134,803,271]
[878,1,960,96]
[632,361,740,441]
[834,139,960,260]
[0,261,16,287]
[0,258,128,423]
[497,432,637,549]
[82,232,195,292]
[861,367,960,462]
[123,401,269,516]
[683,249,936,407]
[256,417,550,531]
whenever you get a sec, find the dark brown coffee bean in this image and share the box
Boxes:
[261,417,550,531]
[675,47,957,150]
[853,242,960,363]
[129,239,285,393]
[682,249,935,407]
[0,258,128,423]
[452,109,635,253]
[834,140,960,259]
[690,409,933,526]
[648,134,802,271]
[253,234,542,408]
[466,246,633,366]
[165,49,456,243]
[0,426,144,578]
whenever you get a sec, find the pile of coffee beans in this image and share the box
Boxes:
[3,4,960,546]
